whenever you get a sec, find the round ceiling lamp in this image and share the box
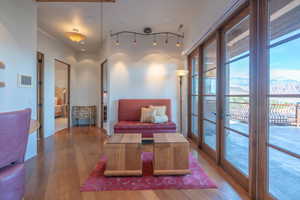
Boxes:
[65,28,86,43]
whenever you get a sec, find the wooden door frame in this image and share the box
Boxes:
[37,52,45,140]
[220,5,251,192]
[55,59,71,129]
[100,59,107,129]
[200,33,219,162]
[187,48,201,145]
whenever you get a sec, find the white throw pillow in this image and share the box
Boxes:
[152,115,169,124]
[140,107,157,123]
[149,105,167,116]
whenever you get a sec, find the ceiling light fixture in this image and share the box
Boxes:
[65,28,86,43]
[110,30,184,47]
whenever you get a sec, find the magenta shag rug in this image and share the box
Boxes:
[80,152,217,192]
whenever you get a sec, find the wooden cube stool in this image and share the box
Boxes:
[153,133,190,175]
[104,134,142,176]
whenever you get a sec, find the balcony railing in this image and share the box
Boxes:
[230,102,300,126]
[204,100,300,126]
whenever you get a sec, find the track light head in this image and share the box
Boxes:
[133,34,137,45]
[115,34,120,46]
[165,33,169,45]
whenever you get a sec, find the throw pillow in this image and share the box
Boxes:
[140,107,157,123]
[152,115,169,124]
[149,105,167,116]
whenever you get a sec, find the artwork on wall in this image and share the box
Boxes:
[0,61,5,87]
[18,74,33,88]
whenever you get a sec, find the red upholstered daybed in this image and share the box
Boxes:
[114,99,177,138]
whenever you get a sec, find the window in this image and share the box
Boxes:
[267,1,300,199]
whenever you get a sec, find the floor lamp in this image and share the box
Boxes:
[176,69,189,135]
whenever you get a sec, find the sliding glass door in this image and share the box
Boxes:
[267,0,300,199]
[222,9,250,183]
[202,37,218,156]
[188,49,200,143]
[187,1,300,198]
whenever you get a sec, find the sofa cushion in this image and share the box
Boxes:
[114,121,176,130]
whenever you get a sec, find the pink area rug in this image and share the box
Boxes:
[80,152,217,192]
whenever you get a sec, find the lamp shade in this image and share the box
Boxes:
[176,69,189,77]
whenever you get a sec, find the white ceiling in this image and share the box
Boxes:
[37,0,197,54]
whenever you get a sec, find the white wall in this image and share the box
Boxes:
[0,0,37,160]
[73,54,101,126]
[37,30,77,138]
[101,36,184,135]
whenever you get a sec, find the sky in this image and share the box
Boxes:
[228,29,300,82]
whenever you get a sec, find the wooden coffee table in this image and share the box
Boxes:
[153,133,190,175]
[104,134,142,176]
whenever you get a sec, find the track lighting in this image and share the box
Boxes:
[111,30,184,47]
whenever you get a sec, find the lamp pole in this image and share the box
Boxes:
[179,75,183,134]
[176,69,188,135]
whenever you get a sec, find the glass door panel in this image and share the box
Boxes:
[223,14,250,177]
[267,1,300,199]
[189,51,200,140]
[202,38,217,151]
[225,130,249,175]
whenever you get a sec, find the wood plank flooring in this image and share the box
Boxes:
[24,127,251,200]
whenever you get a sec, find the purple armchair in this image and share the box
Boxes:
[0,109,31,200]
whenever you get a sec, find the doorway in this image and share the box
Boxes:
[54,59,71,132]
[100,60,108,131]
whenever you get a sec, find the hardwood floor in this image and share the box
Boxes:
[24,127,250,200]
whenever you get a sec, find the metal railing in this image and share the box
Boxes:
[204,100,300,126]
